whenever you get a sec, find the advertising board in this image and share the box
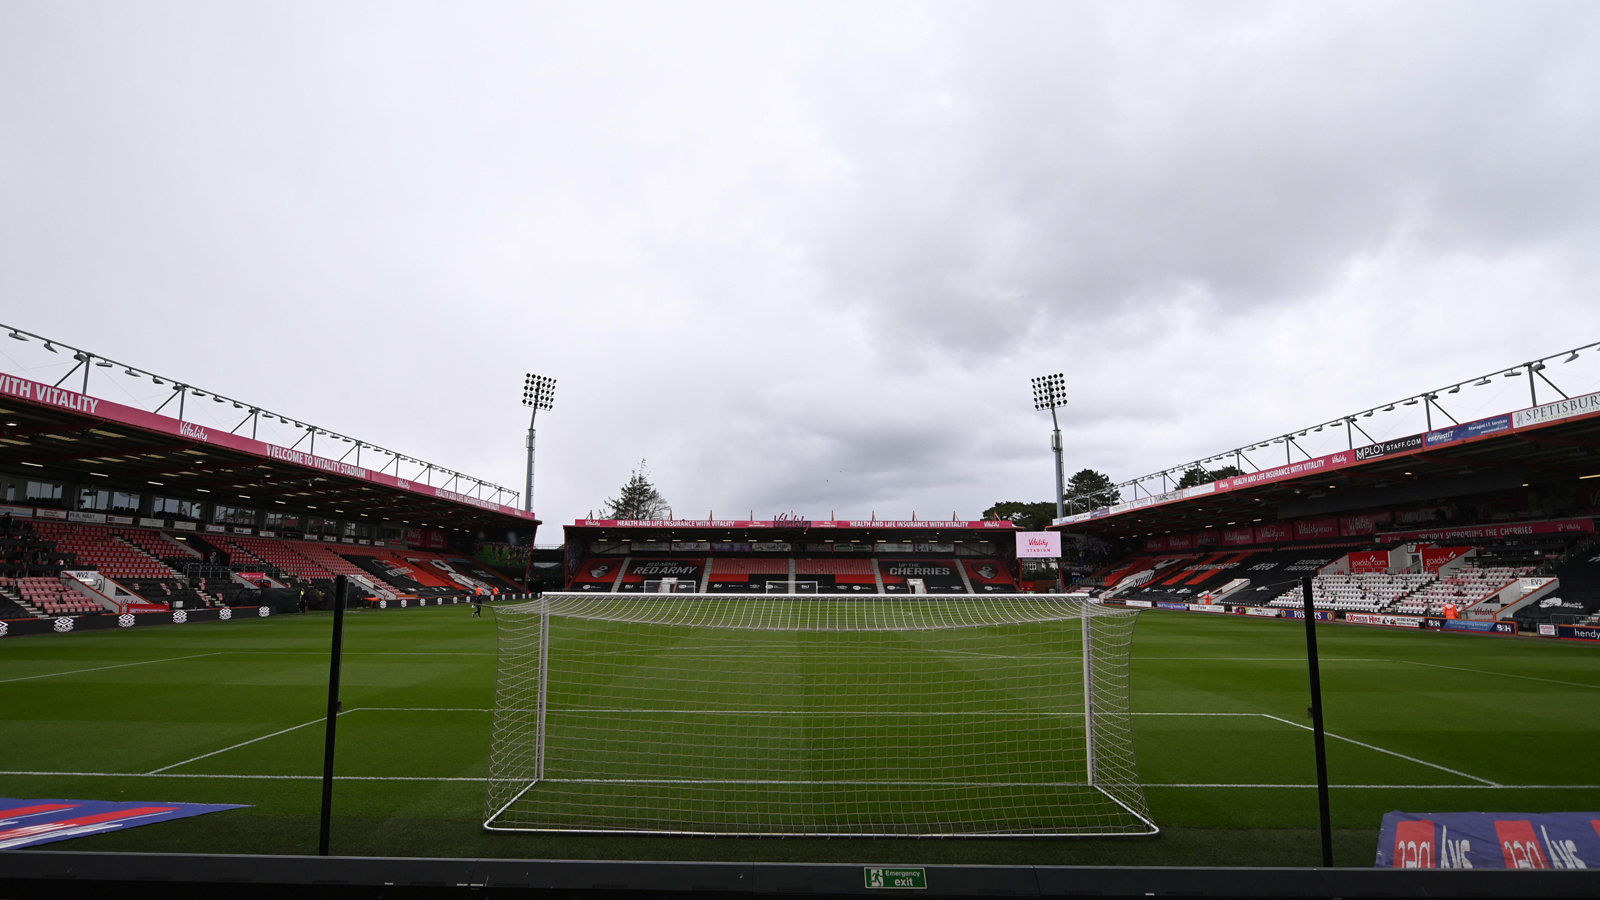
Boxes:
[1220,526,1254,546]
[1015,532,1062,558]
[1283,609,1334,621]
[1354,434,1425,462]
[1186,603,1229,613]
[1557,624,1600,641]
[1345,613,1423,628]
[1339,511,1392,537]
[1426,618,1515,635]
[1156,601,1188,610]
[1377,810,1600,868]
[1512,389,1600,429]
[1254,522,1292,543]
[1123,599,1153,608]
[1243,607,1281,617]
[1424,413,1512,448]
[1348,550,1389,573]
[1292,517,1339,540]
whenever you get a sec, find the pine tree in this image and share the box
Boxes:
[1065,468,1120,510]
[604,460,670,520]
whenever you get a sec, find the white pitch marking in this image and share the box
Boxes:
[0,652,223,684]
[1259,714,1499,786]
[1145,783,1600,790]
[147,715,334,774]
[1389,659,1600,691]
[0,771,481,782]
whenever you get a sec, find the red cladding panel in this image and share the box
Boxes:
[1421,547,1473,572]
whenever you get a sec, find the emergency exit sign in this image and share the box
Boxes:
[864,867,926,889]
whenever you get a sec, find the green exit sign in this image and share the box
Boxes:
[864,867,927,890]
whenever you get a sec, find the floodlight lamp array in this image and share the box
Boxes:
[522,373,557,410]
[1031,373,1067,410]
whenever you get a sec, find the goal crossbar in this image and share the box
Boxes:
[485,593,1154,837]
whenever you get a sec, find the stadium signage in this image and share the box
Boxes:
[1242,607,1280,617]
[1557,625,1600,641]
[1512,388,1600,429]
[864,867,926,890]
[1376,811,1600,868]
[884,563,952,577]
[1354,434,1425,461]
[0,374,101,416]
[576,519,1014,530]
[1186,603,1229,613]
[1345,613,1423,628]
[1292,517,1338,540]
[1016,531,1061,558]
[1426,618,1514,634]
[1156,601,1188,610]
[1380,517,1594,543]
[177,421,210,442]
[1124,599,1153,608]
[1425,413,1511,448]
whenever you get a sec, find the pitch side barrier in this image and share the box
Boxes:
[1102,598,1600,641]
[3,851,1600,898]
[0,594,538,640]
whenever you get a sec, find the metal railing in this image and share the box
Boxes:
[1,321,522,507]
[1062,340,1600,514]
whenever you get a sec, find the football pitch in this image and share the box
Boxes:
[2,604,1597,867]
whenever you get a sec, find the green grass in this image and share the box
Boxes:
[1,604,1596,866]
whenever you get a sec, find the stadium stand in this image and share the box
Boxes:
[1514,543,1600,627]
[4,576,98,616]
[1272,572,1432,612]
[705,557,789,593]
[32,522,176,581]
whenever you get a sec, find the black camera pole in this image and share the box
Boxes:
[1301,575,1334,867]
[318,575,349,856]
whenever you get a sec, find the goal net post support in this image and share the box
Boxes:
[485,593,1154,837]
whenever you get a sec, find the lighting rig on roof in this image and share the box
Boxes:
[1058,339,1600,518]
[0,320,524,511]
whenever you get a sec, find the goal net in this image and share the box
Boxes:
[484,593,1154,837]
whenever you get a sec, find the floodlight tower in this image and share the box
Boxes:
[521,374,556,514]
[1031,373,1069,519]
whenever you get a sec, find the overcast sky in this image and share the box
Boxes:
[4,1,1600,534]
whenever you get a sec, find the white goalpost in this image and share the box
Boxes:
[484,593,1154,837]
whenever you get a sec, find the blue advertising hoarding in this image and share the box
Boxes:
[1377,811,1600,868]
[1424,414,1512,448]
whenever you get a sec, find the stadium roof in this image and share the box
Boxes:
[1052,387,1600,541]
[0,326,536,533]
[568,519,1016,537]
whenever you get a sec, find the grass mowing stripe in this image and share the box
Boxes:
[0,651,223,684]
[1258,714,1498,786]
